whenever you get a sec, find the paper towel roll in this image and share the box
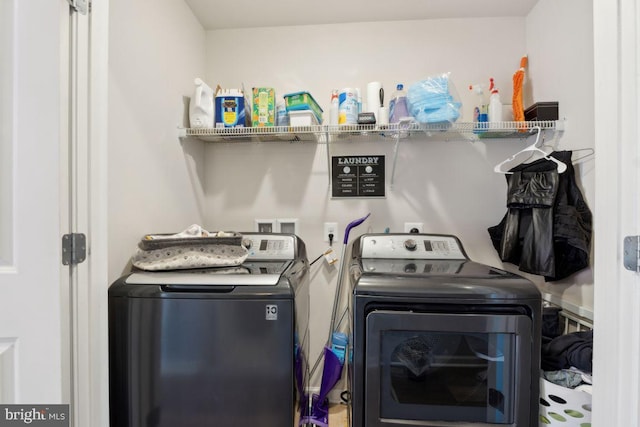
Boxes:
[378,106,389,126]
[366,82,383,113]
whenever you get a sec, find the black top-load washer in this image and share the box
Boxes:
[349,233,542,427]
[109,233,310,427]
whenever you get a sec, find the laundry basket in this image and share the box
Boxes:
[539,306,593,427]
[539,375,592,426]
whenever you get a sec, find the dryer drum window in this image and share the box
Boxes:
[365,310,531,425]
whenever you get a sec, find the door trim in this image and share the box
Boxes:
[593,0,640,424]
[66,0,110,425]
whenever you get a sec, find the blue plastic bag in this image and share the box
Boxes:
[407,73,462,124]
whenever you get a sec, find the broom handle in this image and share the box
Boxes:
[310,213,370,380]
[328,213,370,339]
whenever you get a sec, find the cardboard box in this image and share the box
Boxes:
[215,87,251,128]
[252,88,276,127]
[524,102,559,121]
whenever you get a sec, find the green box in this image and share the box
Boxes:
[252,87,276,127]
[283,91,323,124]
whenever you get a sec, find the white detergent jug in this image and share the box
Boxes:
[189,78,214,128]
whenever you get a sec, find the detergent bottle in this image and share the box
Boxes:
[488,77,503,126]
[189,78,214,128]
[389,83,409,123]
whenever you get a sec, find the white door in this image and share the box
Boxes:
[0,3,108,425]
[593,0,640,424]
[0,0,68,406]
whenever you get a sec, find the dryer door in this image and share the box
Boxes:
[365,310,532,426]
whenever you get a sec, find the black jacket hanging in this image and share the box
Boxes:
[488,151,592,281]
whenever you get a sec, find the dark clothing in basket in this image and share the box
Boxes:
[541,330,593,373]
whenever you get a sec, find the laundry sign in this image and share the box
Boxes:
[332,155,385,198]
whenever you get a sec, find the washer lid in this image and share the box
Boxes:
[125,261,291,286]
[353,260,540,300]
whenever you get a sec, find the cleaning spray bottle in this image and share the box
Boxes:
[469,83,488,132]
[488,77,503,126]
[329,89,339,126]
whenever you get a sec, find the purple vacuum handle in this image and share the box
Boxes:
[343,213,370,244]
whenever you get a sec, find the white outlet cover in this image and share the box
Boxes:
[277,218,298,234]
[324,222,338,242]
[404,222,424,233]
[255,219,276,233]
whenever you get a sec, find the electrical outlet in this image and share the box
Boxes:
[277,218,298,235]
[255,219,276,233]
[324,222,338,243]
[404,222,424,233]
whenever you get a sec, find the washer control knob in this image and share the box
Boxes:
[404,239,417,251]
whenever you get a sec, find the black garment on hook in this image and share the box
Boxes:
[488,151,592,281]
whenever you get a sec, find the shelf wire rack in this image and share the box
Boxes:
[178,120,561,144]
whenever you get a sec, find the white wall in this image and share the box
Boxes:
[106,1,595,392]
[526,0,595,317]
[200,16,594,388]
[108,0,208,280]
[205,18,525,124]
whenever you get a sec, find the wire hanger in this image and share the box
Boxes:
[572,147,595,163]
[538,134,595,163]
[493,126,568,174]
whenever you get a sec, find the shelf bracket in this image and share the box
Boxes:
[389,119,413,188]
[325,128,332,188]
[390,136,401,189]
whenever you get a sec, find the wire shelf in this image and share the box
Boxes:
[181,125,324,143]
[178,120,561,143]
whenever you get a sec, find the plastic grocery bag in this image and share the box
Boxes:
[407,72,462,124]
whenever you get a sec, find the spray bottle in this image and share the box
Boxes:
[329,90,339,125]
[488,77,503,125]
[469,83,488,131]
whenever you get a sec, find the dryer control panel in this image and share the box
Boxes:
[359,234,467,260]
[243,234,296,260]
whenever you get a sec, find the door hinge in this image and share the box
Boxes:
[623,236,640,272]
[68,0,89,15]
[62,233,87,266]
